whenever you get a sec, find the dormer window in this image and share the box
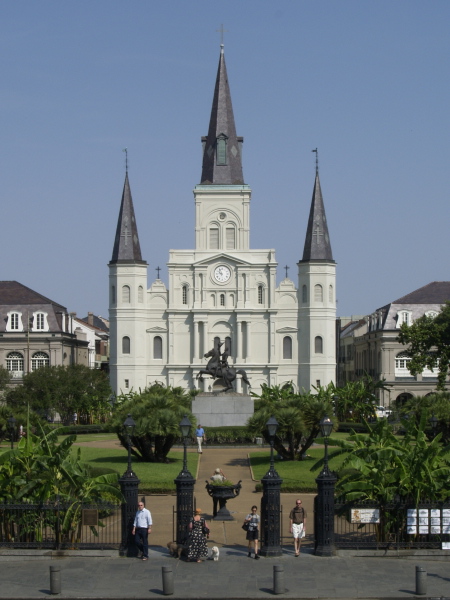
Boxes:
[6,312,23,332]
[397,310,412,328]
[216,134,228,165]
[32,311,48,332]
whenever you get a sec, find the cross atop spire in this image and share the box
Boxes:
[216,24,228,46]
[312,148,319,175]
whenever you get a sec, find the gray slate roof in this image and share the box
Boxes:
[301,173,333,262]
[200,47,244,185]
[0,281,66,310]
[110,173,145,264]
[392,281,450,304]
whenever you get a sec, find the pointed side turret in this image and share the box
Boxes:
[110,173,145,264]
[200,45,244,185]
[298,162,336,392]
[301,172,333,262]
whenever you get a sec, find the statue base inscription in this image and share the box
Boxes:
[192,393,254,427]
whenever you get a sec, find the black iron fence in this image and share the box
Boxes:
[334,498,450,550]
[0,500,121,549]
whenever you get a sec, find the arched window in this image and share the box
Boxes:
[283,336,292,359]
[6,352,24,378]
[314,284,323,302]
[225,336,232,357]
[395,351,413,376]
[302,285,307,303]
[122,285,130,303]
[258,285,264,305]
[153,336,162,359]
[111,285,116,304]
[122,336,130,354]
[31,351,49,370]
[220,294,225,306]
[182,285,188,305]
[329,285,333,303]
[138,286,144,303]
[214,337,221,351]
[210,294,216,307]
[315,336,323,354]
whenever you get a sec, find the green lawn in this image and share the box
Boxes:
[250,447,347,492]
[73,446,199,494]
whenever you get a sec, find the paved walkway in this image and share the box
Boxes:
[0,447,449,599]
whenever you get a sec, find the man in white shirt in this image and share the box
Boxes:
[132,501,152,560]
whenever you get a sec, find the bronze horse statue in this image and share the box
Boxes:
[196,344,251,392]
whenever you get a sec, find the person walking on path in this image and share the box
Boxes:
[187,508,209,563]
[289,498,307,557]
[132,501,152,560]
[244,505,260,559]
[195,424,206,453]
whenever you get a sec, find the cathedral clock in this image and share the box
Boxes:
[214,265,231,283]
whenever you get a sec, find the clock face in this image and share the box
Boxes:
[214,265,231,283]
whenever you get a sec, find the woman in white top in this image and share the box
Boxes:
[244,505,260,559]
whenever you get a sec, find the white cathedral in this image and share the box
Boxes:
[108,46,336,396]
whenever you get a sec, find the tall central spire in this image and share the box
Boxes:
[200,45,244,185]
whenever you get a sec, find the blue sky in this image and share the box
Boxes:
[1,1,449,320]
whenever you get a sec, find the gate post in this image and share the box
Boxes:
[314,416,337,556]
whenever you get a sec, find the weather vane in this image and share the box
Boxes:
[122,148,128,173]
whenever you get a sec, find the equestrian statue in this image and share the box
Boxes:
[196,342,251,392]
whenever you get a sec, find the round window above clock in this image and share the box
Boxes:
[214,265,231,283]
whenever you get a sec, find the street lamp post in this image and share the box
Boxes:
[174,415,196,545]
[7,416,16,450]
[260,415,283,557]
[119,413,140,556]
[314,415,337,557]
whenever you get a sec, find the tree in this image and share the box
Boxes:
[110,383,197,463]
[398,301,450,390]
[247,383,336,460]
[0,366,11,395]
[5,365,112,424]
[396,392,450,444]
[316,413,450,504]
[333,374,391,422]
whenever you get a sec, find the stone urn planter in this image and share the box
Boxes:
[205,480,242,521]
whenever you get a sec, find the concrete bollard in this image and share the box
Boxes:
[415,565,427,596]
[162,565,174,596]
[49,565,61,595]
[273,565,285,595]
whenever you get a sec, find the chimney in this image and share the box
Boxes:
[88,312,94,326]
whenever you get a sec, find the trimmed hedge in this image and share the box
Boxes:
[337,422,369,433]
[202,426,254,444]
[51,424,111,435]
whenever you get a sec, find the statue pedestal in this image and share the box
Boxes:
[192,393,253,427]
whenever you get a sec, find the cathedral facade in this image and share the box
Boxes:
[108,47,336,396]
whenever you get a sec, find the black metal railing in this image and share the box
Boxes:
[334,497,450,550]
[0,500,121,549]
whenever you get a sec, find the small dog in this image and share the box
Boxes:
[167,541,183,558]
[210,546,220,561]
